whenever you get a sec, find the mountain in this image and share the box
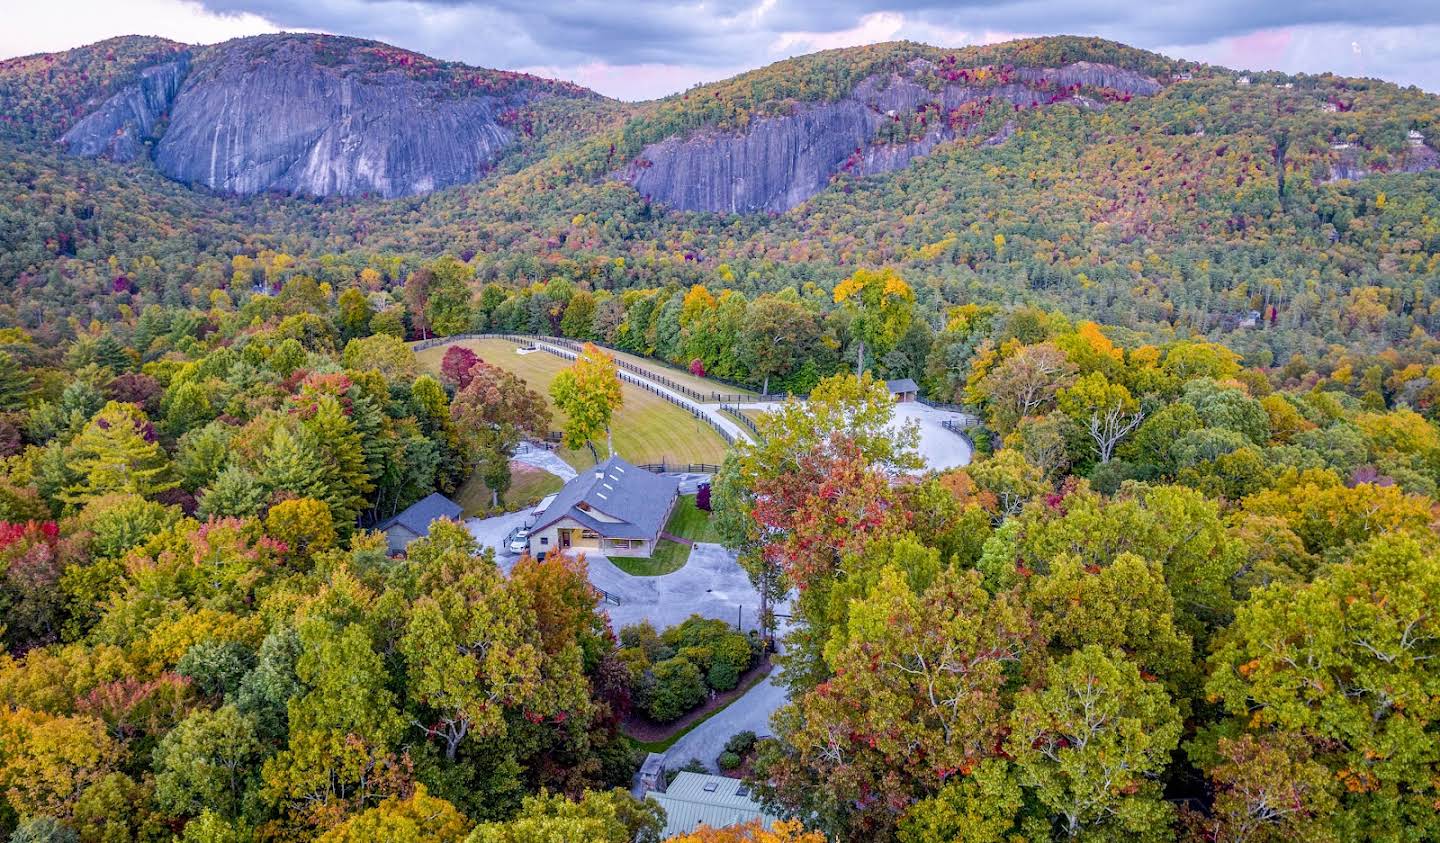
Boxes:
[32,33,604,198]
[1,34,1439,362]
[615,46,1167,213]
[12,33,1439,206]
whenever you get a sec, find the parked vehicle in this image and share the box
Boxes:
[508,528,530,554]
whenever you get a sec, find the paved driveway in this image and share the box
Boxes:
[464,516,773,635]
[590,543,769,634]
[467,510,532,564]
[663,669,788,771]
[891,401,973,470]
[512,441,577,481]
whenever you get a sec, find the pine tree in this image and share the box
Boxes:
[301,395,374,529]
[62,402,177,504]
[198,464,267,519]
[259,425,331,503]
[92,333,132,373]
[0,351,34,412]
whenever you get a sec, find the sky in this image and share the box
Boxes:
[4,0,1440,101]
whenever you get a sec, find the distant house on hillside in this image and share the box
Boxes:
[527,456,679,558]
[646,772,780,838]
[886,378,920,403]
[378,492,463,554]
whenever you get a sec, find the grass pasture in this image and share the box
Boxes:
[416,338,730,471]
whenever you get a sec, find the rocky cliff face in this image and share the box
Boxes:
[59,54,190,161]
[1325,135,1439,183]
[60,35,592,198]
[622,61,1162,214]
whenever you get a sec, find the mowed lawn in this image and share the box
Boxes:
[416,338,730,470]
[610,495,717,576]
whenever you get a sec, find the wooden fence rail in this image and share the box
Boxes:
[412,333,789,402]
[720,404,763,439]
[635,462,723,474]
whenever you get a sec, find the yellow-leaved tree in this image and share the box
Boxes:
[666,819,827,842]
[832,267,914,376]
[550,343,623,462]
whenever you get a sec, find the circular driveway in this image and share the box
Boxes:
[588,543,770,634]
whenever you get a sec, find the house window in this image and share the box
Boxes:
[581,529,599,539]
[609,539,634,549]
[539,537,549,546]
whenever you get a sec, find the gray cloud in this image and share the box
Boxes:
[57,0,1440,97]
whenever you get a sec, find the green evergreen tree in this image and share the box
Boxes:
[258,425,330,503]
[62,402,177,504]
[92,333,132,373]
[301,395,374,529]
[0,351,35,411]
[198,464,268,519]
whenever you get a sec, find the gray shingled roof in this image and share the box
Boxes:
[886,377,920,394]
[379,492,462,536]
[533,455,679,540]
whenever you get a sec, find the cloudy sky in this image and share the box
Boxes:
[4,0,1440,100]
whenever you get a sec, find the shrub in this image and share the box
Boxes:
[646,657,706,722]
[665,758,706,787]
[724,730,757,755]
[717,751,741,771]
[707,634,755,692]
[616,646,655,710]
[620,621,672,662]
[662,615,732,651]
[654,616,757,692]
[678,644,713,676]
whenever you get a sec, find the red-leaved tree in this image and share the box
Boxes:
[440,346,481,389]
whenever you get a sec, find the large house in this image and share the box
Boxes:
[378,492,463,554]
[527,456,679,558]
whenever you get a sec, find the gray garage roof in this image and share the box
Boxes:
[533,455,679,541]
[886,378,920,395]
[647,772,778,838]
[378,492,463,536]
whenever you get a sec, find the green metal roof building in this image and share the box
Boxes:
[646,772,779,838]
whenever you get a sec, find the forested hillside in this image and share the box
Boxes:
[0,30,1439,843]
[1,36,1438,367]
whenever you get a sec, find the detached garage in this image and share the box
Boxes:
[377,492,463,555]
[886,378,920,403]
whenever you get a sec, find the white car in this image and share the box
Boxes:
[507,528,530,555]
